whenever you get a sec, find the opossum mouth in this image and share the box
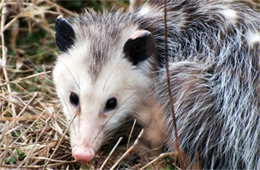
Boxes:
[72,146,95,163]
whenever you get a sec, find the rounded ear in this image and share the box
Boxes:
[55,16,76,52]
[123,30,156,65]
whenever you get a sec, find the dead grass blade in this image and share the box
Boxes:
[140,152,179,170]
[99,137,123,170]
[1,4,17,116]
[127,119,136,149]
[0,71,51,87]
[6,92,38,129]
[43,113,77,169]
[163,0,184,168]
[110,129,144,170]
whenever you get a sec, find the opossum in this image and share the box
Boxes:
[53,0,260,169]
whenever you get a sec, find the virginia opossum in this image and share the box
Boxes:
[53,0,260,169]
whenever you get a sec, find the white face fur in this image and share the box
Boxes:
[53,16,154,162]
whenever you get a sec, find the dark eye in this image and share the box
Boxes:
[70,92,79,106]
[104,97,117,112]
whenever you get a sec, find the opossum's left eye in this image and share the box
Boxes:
[104,97,117,112]
[70,92,79,106]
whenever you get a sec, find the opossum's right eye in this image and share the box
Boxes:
[69,92,79,106]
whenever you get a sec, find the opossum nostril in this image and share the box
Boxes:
[72,146,95,163]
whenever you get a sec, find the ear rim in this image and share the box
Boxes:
[55,15,76,52]
[123,30,156,65]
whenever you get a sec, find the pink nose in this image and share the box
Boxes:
[72,146,95,163]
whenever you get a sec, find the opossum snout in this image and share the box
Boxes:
[72,146,95,163]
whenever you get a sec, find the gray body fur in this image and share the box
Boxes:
[55,0,260,169]
[142,0,260,169]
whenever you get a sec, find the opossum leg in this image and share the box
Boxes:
[133,96,168,157]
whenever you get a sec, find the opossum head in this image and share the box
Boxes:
[53,15,156,163]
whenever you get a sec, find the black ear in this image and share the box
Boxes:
[55,16,75,52]
[123,30,156,65]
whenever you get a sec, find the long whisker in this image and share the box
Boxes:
[59,60,80,91]
[11,57,81,140]
[92,90,136,146]
[20,53,82,150]
[56,88,78,136]
[57,60,83,138]
[102,56,123,92]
